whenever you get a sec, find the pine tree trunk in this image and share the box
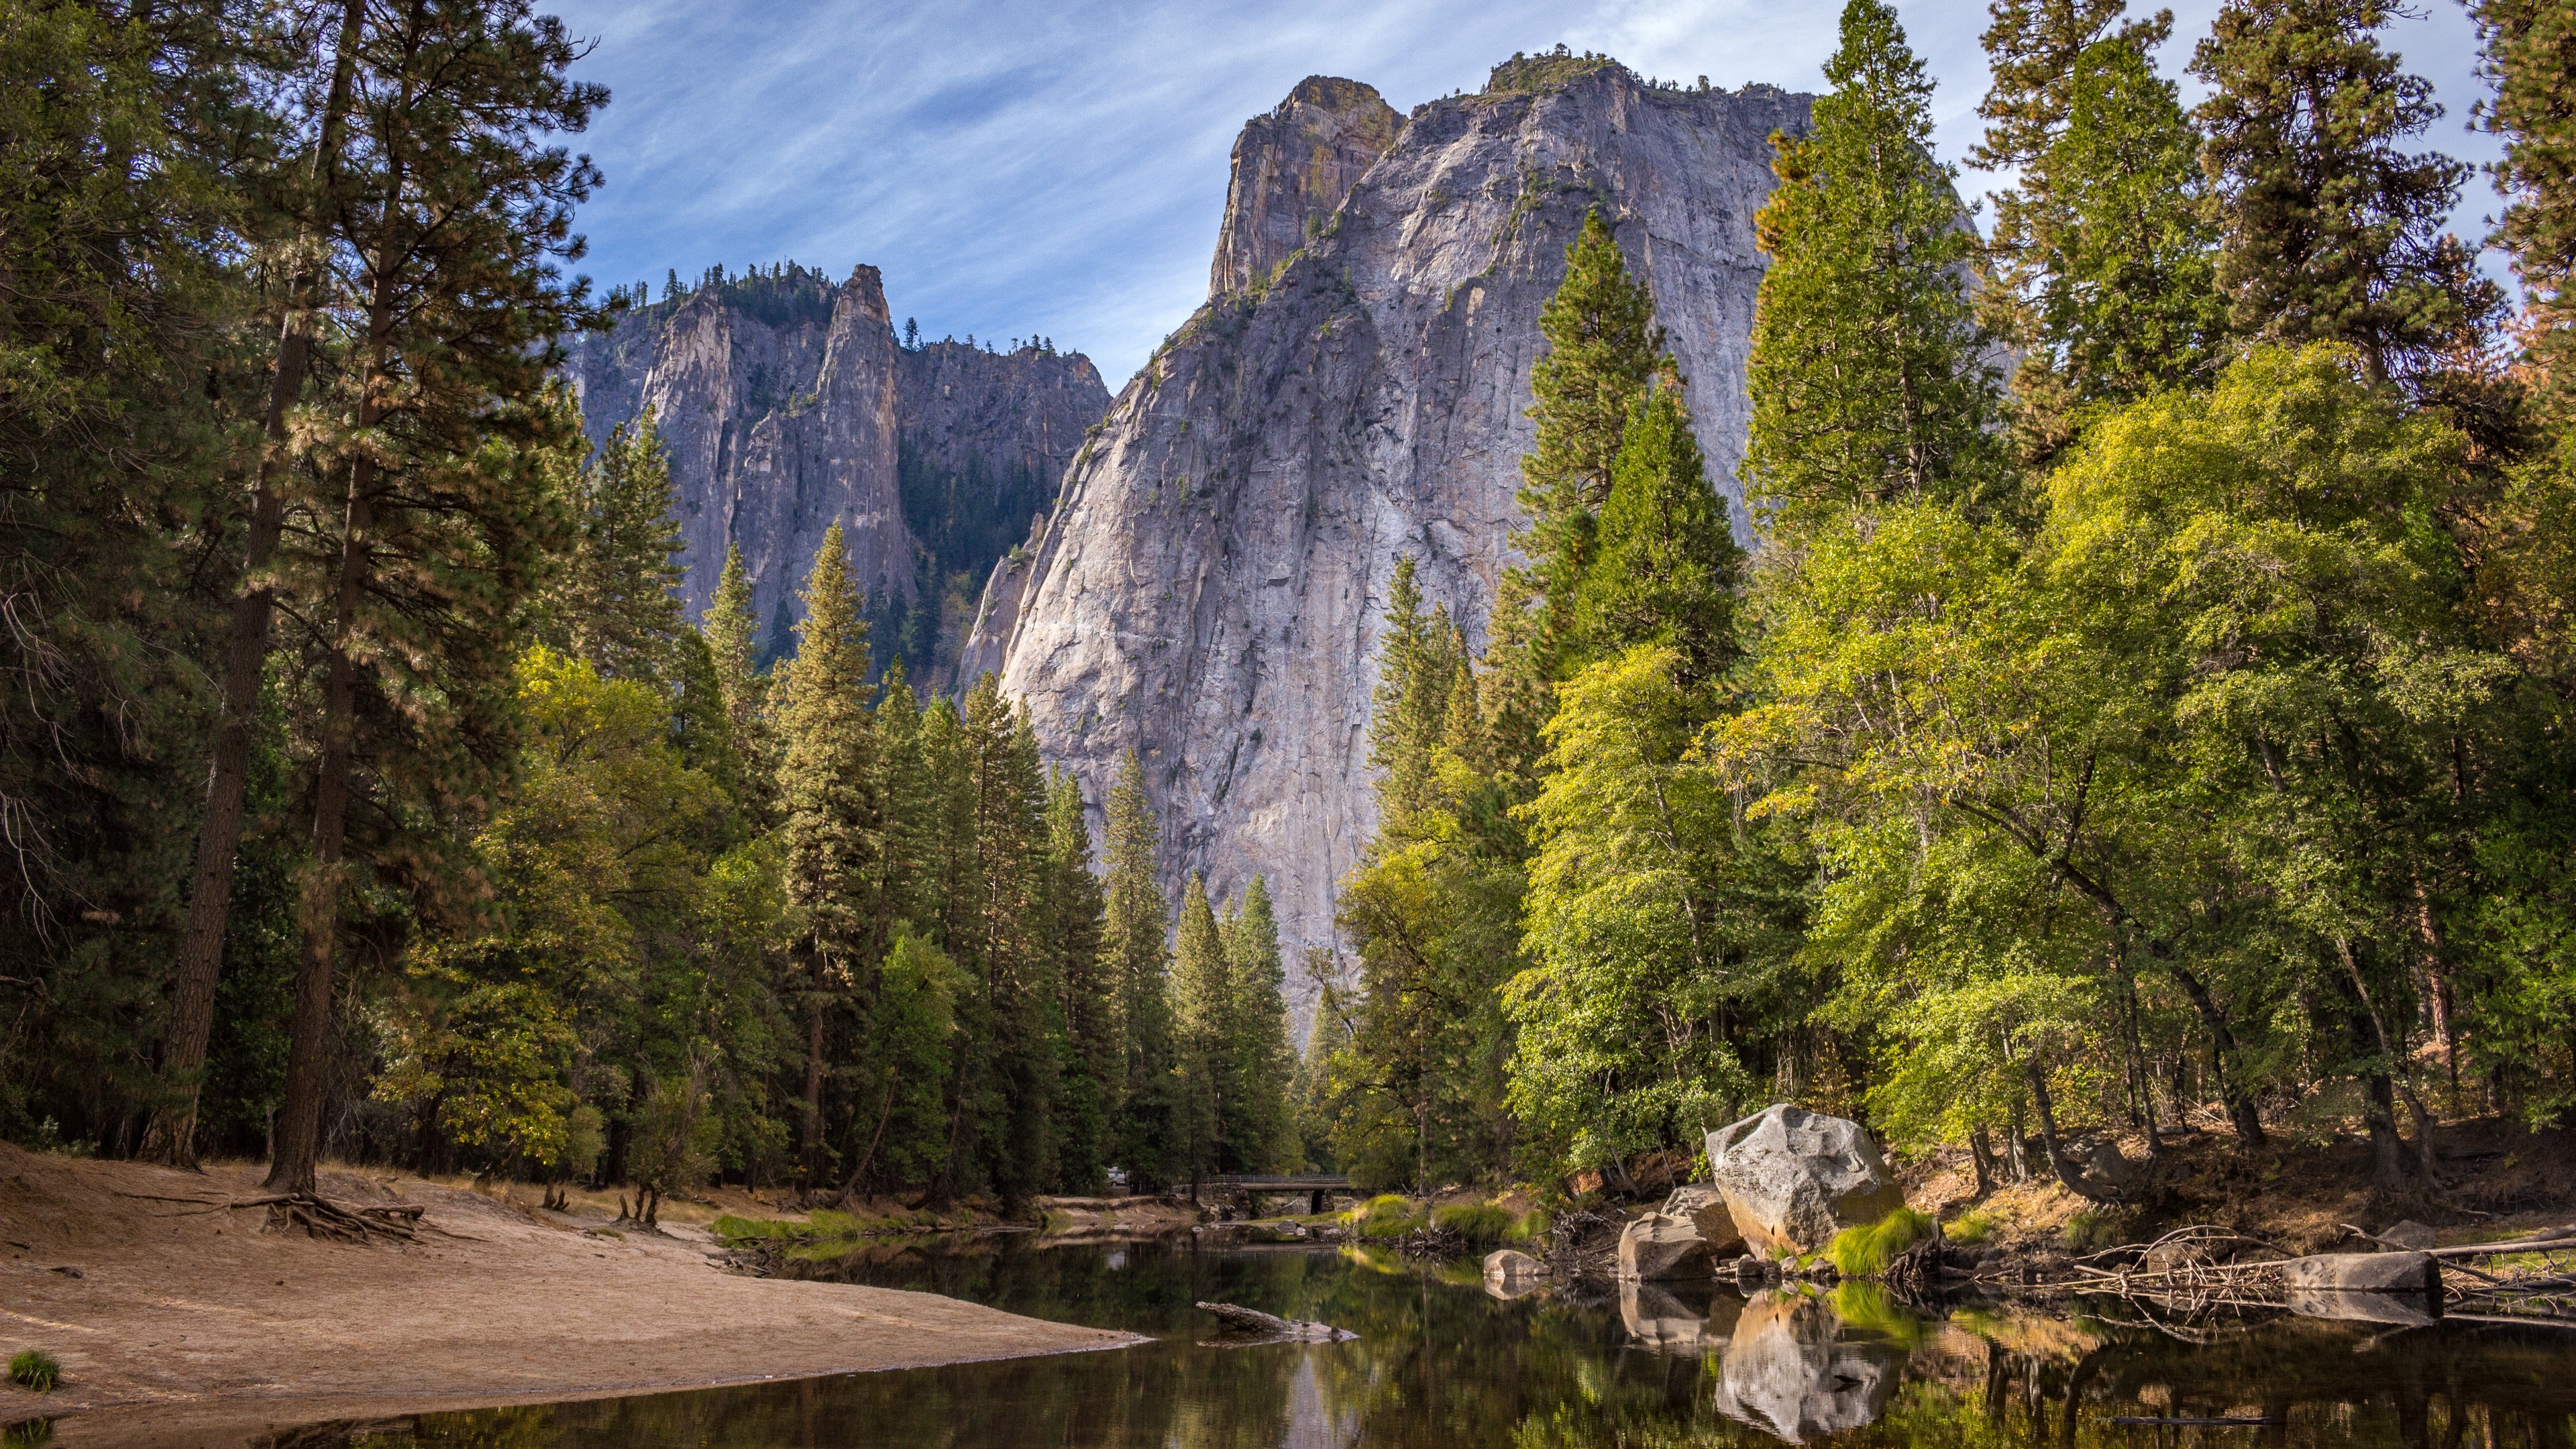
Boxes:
[145,0,368,1170]
[265,465,374,1195]
[268,176,402,1195]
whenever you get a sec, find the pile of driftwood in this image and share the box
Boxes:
[1981,1222,2576,1329]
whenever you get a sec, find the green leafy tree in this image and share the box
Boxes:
[1741,0,2004,541]
[1975,7,2225,456]
[1044,769,1114,1191]
[2477,0,2576,417]
[1513,209,1666,667]
[264,0,605,1196]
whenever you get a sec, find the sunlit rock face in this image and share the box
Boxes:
[1209,77,1403,298]
[1712,1292,1902,1442]
[564,268,1106,654]
[962,62,1811,1018]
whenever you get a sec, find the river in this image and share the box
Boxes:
[297,1234,2575,1446]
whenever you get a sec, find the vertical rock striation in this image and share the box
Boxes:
[963,61,1810,1020]
[564,268,1108,649]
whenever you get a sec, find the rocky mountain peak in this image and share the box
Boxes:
[1207,76,1401,298]
[966,58,1813,1026]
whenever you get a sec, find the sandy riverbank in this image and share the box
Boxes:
[0,1144,1138,1447]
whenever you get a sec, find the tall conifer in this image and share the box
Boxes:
[774,522,880,1185]
[1102,751,1177,1189]
[1570,385,1742,691]
[1045,769,1114,1191]
[1222,876,1297,1171]
[2192,0,2504,387]
[560,409,685,684]
[1509,211,1666,680]
[1172,874,1230,1192]
[1740,0,2002,541]
[266,0,604,1195]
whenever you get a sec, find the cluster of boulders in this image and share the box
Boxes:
[1609,1105,1904,1283]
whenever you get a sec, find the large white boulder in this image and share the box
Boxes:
[1707,1105,1905,1256]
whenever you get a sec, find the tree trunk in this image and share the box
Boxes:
[1969,1126,1996,1195]
[267,174,403,1195]
[144,0,368,1170]
[801,991,826,1189]
[2151,948,2265,1147]
[264,464,374,1195]
[2025,1059,2120,1202]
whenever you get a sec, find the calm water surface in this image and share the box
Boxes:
[316,1236,2576,1447]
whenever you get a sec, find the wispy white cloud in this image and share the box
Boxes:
[547,0,2504,387]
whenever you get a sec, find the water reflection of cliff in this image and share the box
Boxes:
[335,1239,2576,1449]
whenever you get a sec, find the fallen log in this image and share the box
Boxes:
[1195,1301,1357,1342]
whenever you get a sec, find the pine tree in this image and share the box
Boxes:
[1044,769,1114,1191]
[1511,210,1666,674]
[774,522,881,1186]
[1740,0,2004,542]
[2477,0,2576,413]
[266,0,605,1195]
[1172,874,1230,1192]
[561,409,685,684]
[1102,751,1177,1190]
[1570,383,1743,691]
[702,542,776,818]
[1221,875,1297,1171]
[1974,6,2224,456]
[2192,0,2505,388]
[150,0,361,1165]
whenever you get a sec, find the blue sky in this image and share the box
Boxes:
[545,0,2503,388]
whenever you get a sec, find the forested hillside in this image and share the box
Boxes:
[4,0,2573,1214]
[1305,0,2576,1198]
[0,0,1290,1204]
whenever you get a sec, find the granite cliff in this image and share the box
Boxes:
[564,264,1108,678]
[962,58,1813,1015]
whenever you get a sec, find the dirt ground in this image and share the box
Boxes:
[0,1145,1138,1447]
[1896,1112,2576,1255]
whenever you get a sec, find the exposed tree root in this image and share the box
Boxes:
[111,1187,428,1244]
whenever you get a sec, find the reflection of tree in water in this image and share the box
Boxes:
[343,1240,2576,1448]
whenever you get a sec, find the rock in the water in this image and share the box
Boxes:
[1665,1184,1750,1256]
[1619,1280,1731,1352]
[1485,1248,1548,1280]
[1707,1106,1905,1256]
[2286,1287,2441,1326]
[961,62,1817,1027]
[2277,1252,2442,1296]
[1713,1291,1900,1442]
[2377,1220,2439,1250]
[1619,1211,1717,1281]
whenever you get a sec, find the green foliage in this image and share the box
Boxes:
[1826,1206,1934,1277]
[2062,1209,2119,1251]
[7,1348,60,1393]
[1103,752,1179,1191]
[1741,0,2005,539]
[1977,7,2225,458]
[2192,0,2504,390]
[1569,386,1744,690]
[1504,1207,1552,1244]
[1430,1201,1514,1243]
[548,409,686,684]
[1348,1193,1426,1240]
[2477,0,2576,416]
[1945,1209,1998,1246]
[1514,209,1666,674]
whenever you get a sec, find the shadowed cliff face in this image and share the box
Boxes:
[963,64,1812,1024]
[1208,76,1402,299]
[564,270,1108,654]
